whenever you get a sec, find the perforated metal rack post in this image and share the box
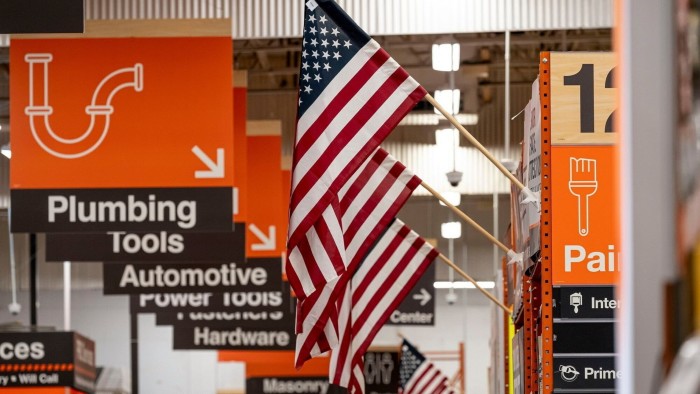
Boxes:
[538,51,554,393]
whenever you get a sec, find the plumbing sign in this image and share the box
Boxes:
[9,29,234,233]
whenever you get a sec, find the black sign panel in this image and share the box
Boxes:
[0,331,95,393]
[364,350,400,394]
[152,284,293,328]
[246,377,329,394]
[0,0,83,34]
[553,322,615,354]
[11,187,233,233]
[554,356,618,391]
[46,229,245,262]
[554,286,619,319]
[385,263,435,326]
[172,318,295,350]
[103,259,281,295]
[131,289,288,314]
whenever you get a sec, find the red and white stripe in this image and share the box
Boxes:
[294,149,421,368]
[286,38,426,301]
[402,362,454,394]
[330,219,438,393]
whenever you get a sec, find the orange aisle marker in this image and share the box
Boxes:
[551,146,618,285]
[246,121,285,258]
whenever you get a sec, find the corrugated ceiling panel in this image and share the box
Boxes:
[231,0,612,39]
[85,0,230,20]
[81,0,612,37]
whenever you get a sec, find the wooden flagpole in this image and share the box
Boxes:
[421,181,510,253]
[438,253,511,313]
[426,94,527,192]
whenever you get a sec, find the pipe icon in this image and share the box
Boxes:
[24,53,143,159]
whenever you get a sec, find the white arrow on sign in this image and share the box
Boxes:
[249,224,276,251]
[413,288,432,306]
[192,146,225,179]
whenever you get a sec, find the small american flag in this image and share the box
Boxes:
[399,339,457,394]
[330,219,439,393]
[286,0,427,302]
[295,149,421,368]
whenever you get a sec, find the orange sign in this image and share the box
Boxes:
[246,121,286,258]
[233,73,249,223]
[10,34,233,189]
[551,145,619,285]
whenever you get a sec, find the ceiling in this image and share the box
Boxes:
[0,27,612,287]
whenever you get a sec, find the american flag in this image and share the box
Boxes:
[399,339,457,394]
[330,219,439,393]
[295,149,421,368]
[286,0,427,302]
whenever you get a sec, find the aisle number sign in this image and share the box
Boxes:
[9,20,234,233]
[549,52,618,285]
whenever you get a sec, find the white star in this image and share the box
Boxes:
[304,85,312,93]
[332,52,342,60]
[302,62,309,70]
[322,51,330,59]
[319,15,327,23]
[320,27,328,35]
[311,50,319,59]
[310,38,318,47]
[313,62,320,70]
[331,28,340,36]
[323,63,331,71]
[299,97,303,105]
[309,26,317,34]
[303,38,307,46]
[321,39,329,47]
[308,14,316,22]
[314,74,322,82]
[332,40,340,48]
[343,40,352,49]
[302,50,308,58]
[302,74,311,82]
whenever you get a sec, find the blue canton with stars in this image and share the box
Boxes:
[297,0,371,118]
[399,339,427,388]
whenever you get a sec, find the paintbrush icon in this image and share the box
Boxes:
[569,158,598,236]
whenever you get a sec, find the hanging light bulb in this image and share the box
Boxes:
[432,42,460,72]
[441,221,462,239]
[433,89,461,115]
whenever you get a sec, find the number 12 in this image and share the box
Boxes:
[563,64,616,133]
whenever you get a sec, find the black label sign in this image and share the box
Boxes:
[554,286,619,319]
[0,331,95,393]
[553,322,615,354]
[172,321,294,350]
[385,263,435,326]
[364,350,400,394]
[0,0,83,34]
[103,259,281,295]
[554,356,618,390]
[131,290,287,314]
[246,377,329,394]
[46,229,245,262]
[152,284,293,328]
[11,187,233,233]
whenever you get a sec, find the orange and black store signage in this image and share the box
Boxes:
[0,331,95,393]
